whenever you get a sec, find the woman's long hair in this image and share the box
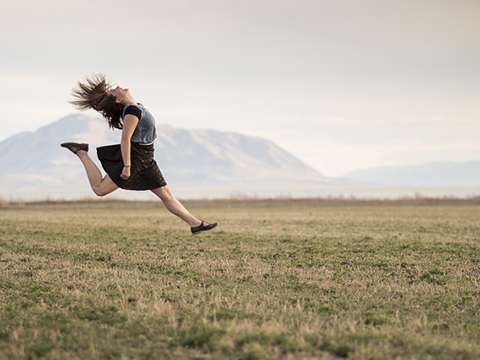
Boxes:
[70,74,124,129]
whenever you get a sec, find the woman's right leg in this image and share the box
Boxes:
[151,186,202,226]
[76,150,119,196]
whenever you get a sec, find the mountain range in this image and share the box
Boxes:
[0,114,347,200]
[344,161,480,187]
[1,114,478,200]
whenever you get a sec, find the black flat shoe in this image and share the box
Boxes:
[191,221,218,235]
[61,142,89,154]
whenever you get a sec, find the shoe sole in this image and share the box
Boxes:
[60,143,89,153]
[192,223,218,235]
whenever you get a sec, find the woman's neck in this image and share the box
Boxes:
[122,97,137,105]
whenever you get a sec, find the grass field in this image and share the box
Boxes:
[1,201,480,359]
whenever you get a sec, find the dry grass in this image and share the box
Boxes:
[1,204,480,359]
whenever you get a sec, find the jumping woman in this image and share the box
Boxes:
[61,74,218,235]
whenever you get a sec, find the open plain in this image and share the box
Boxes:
[1,199,480,359]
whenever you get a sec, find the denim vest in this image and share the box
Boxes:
[122,103,157,144]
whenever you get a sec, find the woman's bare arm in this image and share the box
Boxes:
[120,114,139,179]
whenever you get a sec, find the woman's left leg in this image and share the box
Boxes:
[76,151,119,196]
[150,186,202,226]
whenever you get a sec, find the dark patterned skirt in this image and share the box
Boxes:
[97,143,167,191]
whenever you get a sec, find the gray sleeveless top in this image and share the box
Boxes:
[121,103,157,144]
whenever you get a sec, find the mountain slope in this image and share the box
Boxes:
[344,161,480,187]
[0,114,343,198]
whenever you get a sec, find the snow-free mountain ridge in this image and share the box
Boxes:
[344,161,480,187]
[0,114,344,199]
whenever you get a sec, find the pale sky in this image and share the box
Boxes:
[1,0,479,176]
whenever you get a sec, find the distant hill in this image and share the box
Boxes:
[0,114,349,199]
[344,161,480,187]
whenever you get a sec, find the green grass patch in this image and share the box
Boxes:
[0,205,480,359]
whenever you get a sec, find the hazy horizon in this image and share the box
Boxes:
[2,112,480,179]
[1,0,479,176]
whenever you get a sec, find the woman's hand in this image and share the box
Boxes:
[120,166,131,180]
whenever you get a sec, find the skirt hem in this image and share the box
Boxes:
[97,143,167,191]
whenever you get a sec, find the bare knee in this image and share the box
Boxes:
[91,177,118,197]
[93,186,108,197]
[161,187,174,201]
[154,186,174,202]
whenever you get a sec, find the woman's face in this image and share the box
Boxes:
[108,86,130,103]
